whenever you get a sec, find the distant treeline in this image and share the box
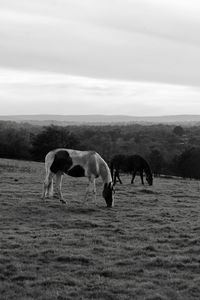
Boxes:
[1,120,200,179]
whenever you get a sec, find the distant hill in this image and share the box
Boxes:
[0,114,200,126]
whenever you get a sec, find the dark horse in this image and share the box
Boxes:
[110,154,153,186]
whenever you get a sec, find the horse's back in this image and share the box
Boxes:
[111,154,147,172]
[128,154,144,166]
[111,154,126,168]
[45,148,100,177]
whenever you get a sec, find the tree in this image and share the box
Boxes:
[31,125,80,161]
[177,147,200,179]
[0,127,32,159]
[173,126,184,136]
[148,149,165,176]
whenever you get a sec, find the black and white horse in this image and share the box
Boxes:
[111,154,153,186]
[42,149,114,207]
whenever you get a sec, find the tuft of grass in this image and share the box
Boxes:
[56,255,91,265]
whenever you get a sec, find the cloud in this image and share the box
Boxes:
[0,0,200,86]
[0,1,200,116]
[1,68,200,116]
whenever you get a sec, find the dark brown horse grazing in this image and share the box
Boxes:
[110,154,153,186]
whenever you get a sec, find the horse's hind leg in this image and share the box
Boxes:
[113,171,116,185]
[113,171,117,185]
[117,173,122,184]
[42,171,54,200]
[115,169,122,184]
[92,178,97,203]
[55,172,65,203]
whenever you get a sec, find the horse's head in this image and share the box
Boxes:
[146,173,153,186]
[103,182,114,207]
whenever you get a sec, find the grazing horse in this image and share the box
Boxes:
[111,154,153,186]
[42,148,114,207]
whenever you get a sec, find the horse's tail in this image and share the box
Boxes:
[42,150,55,198]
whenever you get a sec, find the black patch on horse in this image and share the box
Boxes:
[67,165,85,177]
[50,150,73,174]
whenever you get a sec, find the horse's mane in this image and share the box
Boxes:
[111,154,127,165]
[128,154,152,174]
[97,153,112,184]
[142,158,152,174]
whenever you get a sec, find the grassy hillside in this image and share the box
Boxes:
[1,158,200,299]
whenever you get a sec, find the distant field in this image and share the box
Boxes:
[1,158,200,300]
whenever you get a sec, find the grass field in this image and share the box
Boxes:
[1,158,200,300]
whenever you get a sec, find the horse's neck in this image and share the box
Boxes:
[99,157,112,184]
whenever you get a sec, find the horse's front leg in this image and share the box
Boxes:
[91,178,97,203]
[84,183,90,202]
[131,170,137,184]
[55,173,65,203]
[140,170,144,185]
[84,177,96,203]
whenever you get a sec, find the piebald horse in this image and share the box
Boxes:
[42,149,114,207]
[111,154,153,186]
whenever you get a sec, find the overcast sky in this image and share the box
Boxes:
[0,0,200,116]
